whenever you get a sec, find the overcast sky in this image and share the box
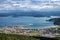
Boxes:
[0,0,60,12]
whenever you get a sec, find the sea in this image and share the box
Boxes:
[0,16,54,29]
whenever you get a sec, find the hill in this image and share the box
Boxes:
[0,33,39,40]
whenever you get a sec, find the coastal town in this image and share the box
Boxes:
[0,26,60,38]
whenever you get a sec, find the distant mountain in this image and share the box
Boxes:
[0,11,60,17]
[40,11,60,16]
[0,11,44,17]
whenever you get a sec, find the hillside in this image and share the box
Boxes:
[0,33,39,40]
[0,33,59,40]
[48,18,60,25]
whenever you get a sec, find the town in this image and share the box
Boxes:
[0,25,60,38]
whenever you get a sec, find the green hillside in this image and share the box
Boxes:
[0,33,39,40]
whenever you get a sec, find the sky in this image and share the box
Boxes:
[0,0,60,12]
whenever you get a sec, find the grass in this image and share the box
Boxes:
[0,33,40,40]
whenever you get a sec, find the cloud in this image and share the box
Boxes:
[0,0,60,11]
